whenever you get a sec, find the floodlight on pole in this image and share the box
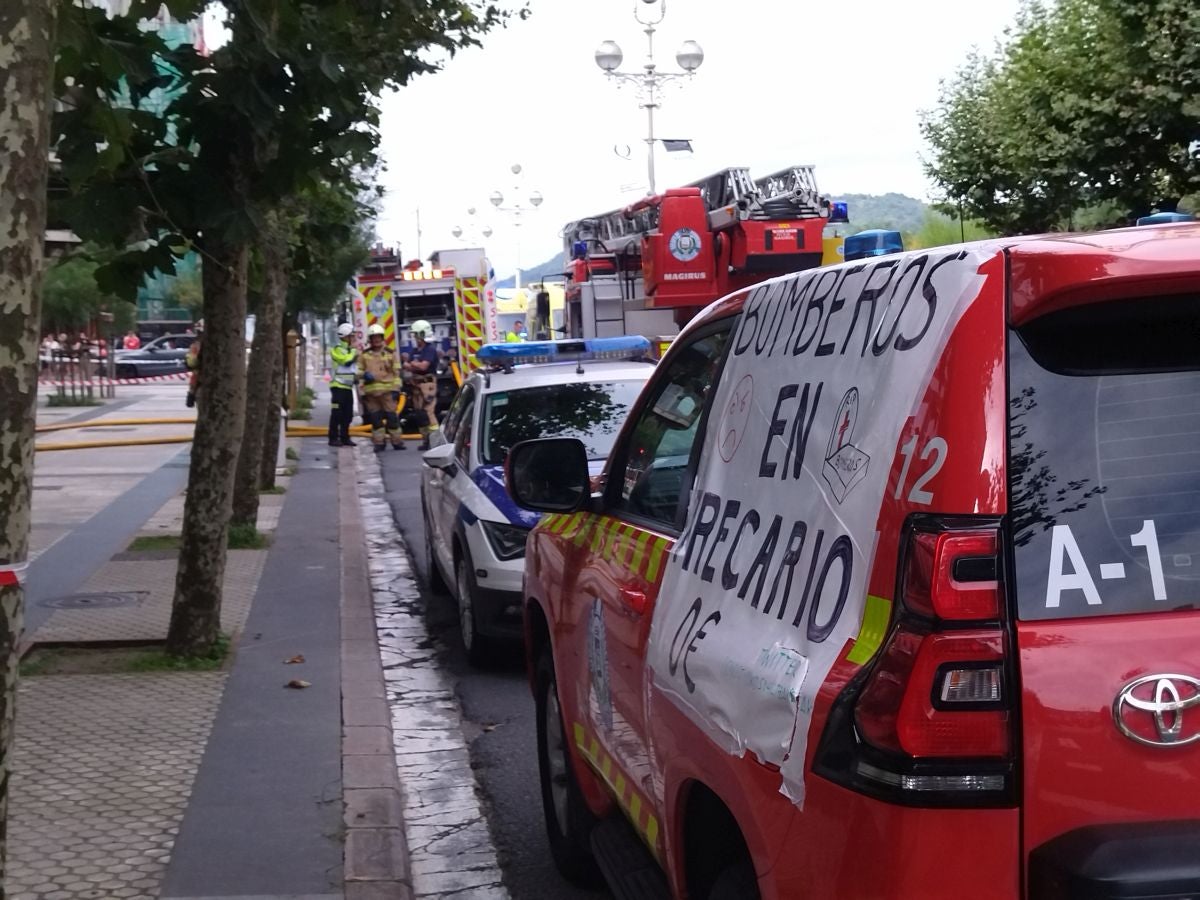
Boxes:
[594,1,703,195]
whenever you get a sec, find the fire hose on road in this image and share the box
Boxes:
[35,394,424,451]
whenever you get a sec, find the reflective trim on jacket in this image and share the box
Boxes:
[330,343,358,387]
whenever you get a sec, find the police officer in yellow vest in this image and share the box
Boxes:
[328,323,359,447]
[357,324,405,452]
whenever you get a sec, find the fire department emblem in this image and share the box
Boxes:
[822,387,870,504]
[668,227,702,263]
[369,294,389,319]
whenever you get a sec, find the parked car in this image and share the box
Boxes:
[421,337,654,665]
[509,223,1200,899]
[114,333,195,378]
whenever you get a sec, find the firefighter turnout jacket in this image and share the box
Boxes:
[358,348,400,394]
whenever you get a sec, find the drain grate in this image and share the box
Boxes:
[39,592,141,610]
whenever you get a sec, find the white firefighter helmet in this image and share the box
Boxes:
[337,322,354,338]
[367,324,386,337]
[410,320,431,339]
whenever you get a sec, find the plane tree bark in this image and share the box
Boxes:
[0,0,58,876]
[231,213,289,528]
[166,236,249,656]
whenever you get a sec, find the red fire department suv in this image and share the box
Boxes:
[507,223,1200,900]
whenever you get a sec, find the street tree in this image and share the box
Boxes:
[921,0,1200,234]
[235,178,373,519]
[53,0,522,657]
[0,0,58,878]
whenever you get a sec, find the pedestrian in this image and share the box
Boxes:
[185,321,202,408]
[505,319,527,343]
[401,319,440,451]
[123,330,141,350]
[328,322,359,447]
[357,323,405,453]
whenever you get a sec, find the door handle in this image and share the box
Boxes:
[618,586,649,616]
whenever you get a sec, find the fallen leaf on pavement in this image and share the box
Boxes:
[482,722,501,732]
[285,679,311,689]
[284,654,306,664]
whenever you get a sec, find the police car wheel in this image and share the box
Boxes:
[455,551,491,666]
[535,649,599,884]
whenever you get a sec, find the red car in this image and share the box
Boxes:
[507,223,1200,899]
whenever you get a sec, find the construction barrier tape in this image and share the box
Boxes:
[38,372,190,387]
[0,562,29,587]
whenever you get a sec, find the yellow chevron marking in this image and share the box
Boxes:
[646,538,668,582]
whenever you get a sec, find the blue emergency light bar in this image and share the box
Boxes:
[1136,211,1195,226]
[475,335,651,367]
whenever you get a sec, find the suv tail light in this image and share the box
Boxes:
[814,516,1016,806]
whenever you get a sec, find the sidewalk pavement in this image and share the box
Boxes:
[8,384,475,900]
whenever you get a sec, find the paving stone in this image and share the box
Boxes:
[8,673,225,900]
[28,549,265,643]
[344,725,393,755]
[345,828,410,881]
[345,788,406,828]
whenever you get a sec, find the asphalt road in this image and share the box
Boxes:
[378,446,611,900]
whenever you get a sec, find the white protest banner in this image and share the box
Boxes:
[646,246,994,805]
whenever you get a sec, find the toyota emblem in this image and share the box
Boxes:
[1112,674,1200,748]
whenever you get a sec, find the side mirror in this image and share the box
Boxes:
[506,437,590,513]
[422,442,457,471]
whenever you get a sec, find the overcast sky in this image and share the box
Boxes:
[371,0,1021,277]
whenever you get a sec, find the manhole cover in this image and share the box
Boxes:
[39,592,141,610]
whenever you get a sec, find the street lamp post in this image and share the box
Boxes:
[451,206,493,245]
[595,0,703,196]
[489,163,543,291]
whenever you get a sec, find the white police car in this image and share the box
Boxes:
[420,337,655,664]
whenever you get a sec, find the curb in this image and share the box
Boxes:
[340,450,414,899]
[354,445,511,900]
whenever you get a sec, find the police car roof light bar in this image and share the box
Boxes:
[474,335,652,369]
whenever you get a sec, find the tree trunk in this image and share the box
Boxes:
[0,0,57,879]
[231,215,289,527]
[166,238,249,657]
[259,316,288,489]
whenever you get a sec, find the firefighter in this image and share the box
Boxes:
[328,322,359,447]
[357,323,405,452]
[185,320,203,408]
[401,319,439,451]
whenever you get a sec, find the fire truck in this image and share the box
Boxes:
[350,244,500,414]
[561,165,840,343]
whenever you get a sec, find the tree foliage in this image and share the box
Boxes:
[51,0,522,656]
[921,0,1200,234]
[42,252,136,335]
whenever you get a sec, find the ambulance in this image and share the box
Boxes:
[506,223,1200,899]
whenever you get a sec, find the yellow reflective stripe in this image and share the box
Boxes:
[645,816,659,848]
[646,539,668,582]
[628,793,642,822]
[846,594,893,664]
[606,518,624,558]
[573,721,661,860]
[631,530,652,573]
[573,723,585,747]
[619,524,638,568]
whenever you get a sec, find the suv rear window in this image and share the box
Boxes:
[1008,294,1200,621]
